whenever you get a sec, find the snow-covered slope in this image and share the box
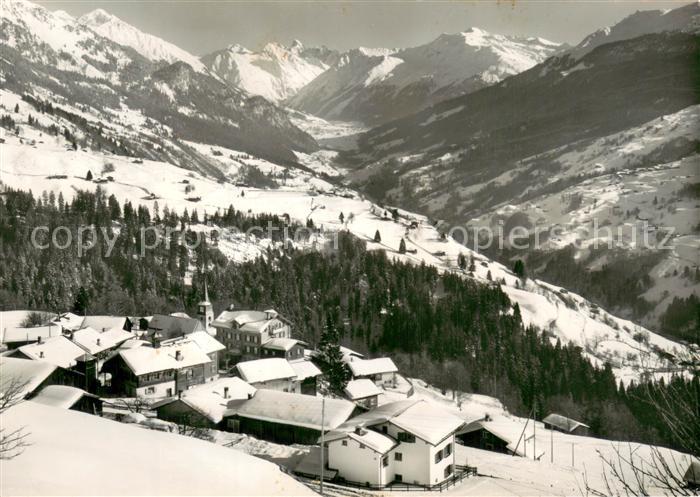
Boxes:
[1,401,314,496]
[78,9,207,73]
[572,2,700,58]
[0,117,691,382]
[202,41,339,102]
[289,29,562,124]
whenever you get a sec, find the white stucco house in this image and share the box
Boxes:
[235,358,299,393]
[324,399,465,487]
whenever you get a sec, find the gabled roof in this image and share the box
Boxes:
[458,418,544,458]
[325,428,397,454]
[346,357,398,377]
[31,385,93,409]
[225,390,355,431]
[18,336,89,369]
[71,327,134,355]
[161,331,225,355]
[262,338,303,352]
[119,341,211,376]
[0,356,58,399]
[51,312,84,332]
[684,460,700,485]
[212,310,267,329]
[147,314,204,338]
[344,379,382,400]
[339,346,364,361]
[80,315,129,332]
[152,377,256,424]
[337,400,464,446]
[289,359,322,381]
[236,358,297,384]
[2,325,62,345]
[543,413,589,432]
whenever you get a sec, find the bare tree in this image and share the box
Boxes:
[0,377,31,460]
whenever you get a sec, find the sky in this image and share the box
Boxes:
[34,0,689,55]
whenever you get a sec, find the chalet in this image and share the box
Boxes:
[153,377,256,428]
[31,385,103,415]
[223,390,356,445]
[80,315,132,332]
[457,417,544,458]
[2,324,63,349]
[543,413,590,436]
[236,358,298,393]
[289,358,322,396]
[103,337,219,398]
[344,379,382,409]
[324,400,465,487]
[0,356,82,399]
[346,357,398,387]
[261,338,306,361]
[212,307,291,364]
[161,331,225,374]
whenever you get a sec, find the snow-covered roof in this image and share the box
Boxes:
[30,385,92,409]
[344,379,382,400]
[289,359,322,381]
[71,327,134,354]
[459,417,545,458]
[80,315,129,332]
[543,413,589,432]
[226,390,355,431]
[212,309,267,329]
[152,377,256,423]
[339,346,364,360]
[119,341,212,376]
[236,358,296,384]
[346,357,398,377]
[338,399,464,446]
[161,330,225,355]
[148,314,203,338]
[18,336,89,369]
[51,312,84,332]
[2,324,62,344]
[326,428,397,454]
[0,356,58,399]
[262,338,303,351]
[684,460,700,485]
[1,402,314,496]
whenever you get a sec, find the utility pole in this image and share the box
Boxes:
[320,396,325,496]
[532,406,536,461]
[550,424,553,463]
[571,442,575,467]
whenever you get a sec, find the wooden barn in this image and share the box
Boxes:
[543,413,590,436]
[223,390,357,445]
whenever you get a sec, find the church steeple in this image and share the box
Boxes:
[197,279,214,334]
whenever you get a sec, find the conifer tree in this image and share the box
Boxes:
[316,315,351,396]
[399,238,406,254]
[374,230,381,243]
[85,170,93,181]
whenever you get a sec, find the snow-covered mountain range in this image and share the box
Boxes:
[78,8,208,72]
[289,28,562,124]
[202,41,339,102]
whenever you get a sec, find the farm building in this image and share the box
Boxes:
[80,315,132,332]
[2,323,64,349]
[236,358,299,392]
[684,460,700,490]
[346,357,398,387]
[0,356,82,399]
[457,418,544,458]
[153,376,256,428]
[344,379,382,409]
[543,413,590,436]
[289,358,322,395]
[223,390,357,445]
[31,385,103,415]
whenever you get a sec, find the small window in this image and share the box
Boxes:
[382,455,389,467]
[444,465,453,478]
[434,450,443,464]
[444,443,452,457]
[394,452,402,461]
[395,474,403,482]
[145,386,155,395]
[398,432,415,443]
[359,443,365,449]
[341,440,348,446]
[381,426,388,434]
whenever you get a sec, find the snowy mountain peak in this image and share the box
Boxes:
[78,7,207,72]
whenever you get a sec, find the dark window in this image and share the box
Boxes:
[444,465,453,478]
[444,443,452,457]
[395,474,403,482]
[381,426,388,434]
[359,443,365,449]
[382,456,389,467]
[398,432,415,443]
[435,450,443,464]
[341,440,348,446]
[394,452,402,461]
